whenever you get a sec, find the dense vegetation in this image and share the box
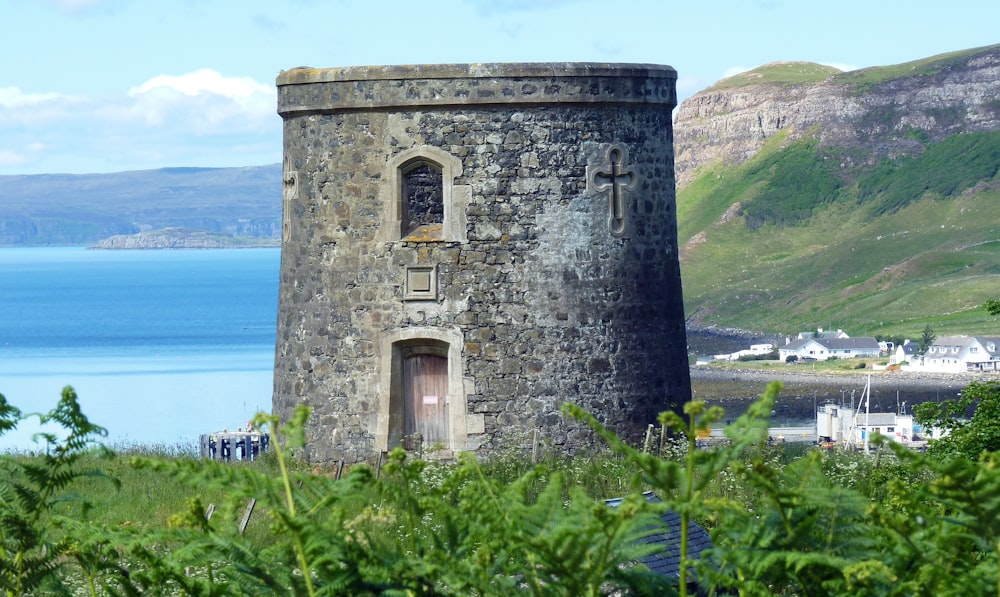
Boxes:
[4,385,1000,595]
[679,127,1000,338]
[914,380,1000,461]
[737,136,845,229]
[857,131,1000,216]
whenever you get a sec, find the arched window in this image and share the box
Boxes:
[381,146,469,243]
[401,160,444,238]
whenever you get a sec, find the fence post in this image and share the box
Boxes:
[239,498,257,535]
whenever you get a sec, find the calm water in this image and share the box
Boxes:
[0,247,280,450]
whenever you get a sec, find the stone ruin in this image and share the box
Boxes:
[272,63,691,463]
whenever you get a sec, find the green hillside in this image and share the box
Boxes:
[680,130,1000,339]
[706,62,842,91]
[836,44,1000,93]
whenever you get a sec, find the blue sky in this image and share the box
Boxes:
[2,0,997,175]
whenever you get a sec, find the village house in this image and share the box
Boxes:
[778,328,881,362]
[902,335,1000,373]
[707,343,775,362]
[889,339,919,366]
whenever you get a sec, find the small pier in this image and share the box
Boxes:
[199,430,270,461]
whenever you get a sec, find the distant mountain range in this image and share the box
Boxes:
[0,165,281,246]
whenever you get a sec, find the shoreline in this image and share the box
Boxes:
[689,366,985,391]
[688,366,984,421]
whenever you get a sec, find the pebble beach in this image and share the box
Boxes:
[689,366,987,422]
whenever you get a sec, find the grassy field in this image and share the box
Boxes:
[679,128,1000,339]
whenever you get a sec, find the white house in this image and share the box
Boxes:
[889,340,918,366]
[709,343,775,362]
[903,335,1000,373]
[779,336,881,362]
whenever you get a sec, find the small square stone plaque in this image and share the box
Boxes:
[404,265,437,301]
[411,271,431,292]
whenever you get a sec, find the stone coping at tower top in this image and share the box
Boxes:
[276,62,678,114]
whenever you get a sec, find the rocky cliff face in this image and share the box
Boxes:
[674,45,1000,189]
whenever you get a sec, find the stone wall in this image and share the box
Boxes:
[273,63,690,464]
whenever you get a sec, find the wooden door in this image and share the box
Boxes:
[403,353,448,444]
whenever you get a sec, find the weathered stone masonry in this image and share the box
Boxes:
[273,63,691,464]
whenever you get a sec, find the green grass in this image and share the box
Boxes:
[680,126,1000,337]
[857,131,1000,216]
[835,44,1000,94]
[706,62,842,92]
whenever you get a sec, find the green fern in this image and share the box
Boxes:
[0,386,115,596]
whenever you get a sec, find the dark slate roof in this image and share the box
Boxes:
[782,338,809,351]
[820,337,880,351]
[797,330,847,339]
[783,337,881,352]
[606,492,712,582]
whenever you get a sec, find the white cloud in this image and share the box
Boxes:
[723,66,753,79]
[123,69,276,132]
[0,71,279,174]
[0,87,70,108]
[129,69,272,100]
[0,88,88,130]
[0,150,27,167]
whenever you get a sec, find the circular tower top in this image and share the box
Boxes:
[276,62,678,114]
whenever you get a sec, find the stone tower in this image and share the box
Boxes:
[273,63,690,463]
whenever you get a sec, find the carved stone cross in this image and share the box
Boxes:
[591,145,636,236]
[282,160,298,244]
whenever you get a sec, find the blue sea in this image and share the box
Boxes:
[0,247,280,451]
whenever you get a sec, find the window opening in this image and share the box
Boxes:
[402,161,443,239]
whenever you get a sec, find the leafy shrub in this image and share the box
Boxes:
[739,139,845,229]
[4,385,1000,595]
[0,387,117,595]
[857,130,1000,216]
[915,380,1000,461]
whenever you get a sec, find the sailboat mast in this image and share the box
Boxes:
[863,375,871,454]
